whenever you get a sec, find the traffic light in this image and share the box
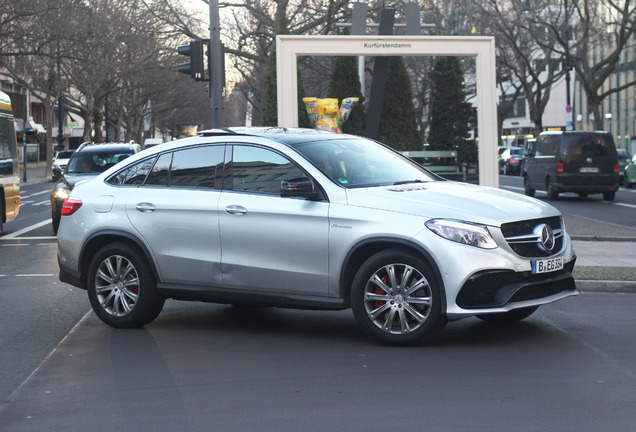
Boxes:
[177,39,205,81]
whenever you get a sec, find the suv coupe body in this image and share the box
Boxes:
[57,128,577,345]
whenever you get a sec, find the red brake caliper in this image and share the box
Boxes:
[374,275,387,309]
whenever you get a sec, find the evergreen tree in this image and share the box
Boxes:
[428,56,476,162]
[377,56,421,151]
[260,12,310,128]
[327,29,366,136]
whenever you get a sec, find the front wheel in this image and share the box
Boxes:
[52,210,60,235]
[351,249,446,346]
[87,242,164,328]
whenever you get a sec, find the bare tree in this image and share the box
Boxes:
[549,0,636,130]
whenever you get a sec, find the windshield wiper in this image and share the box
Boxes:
[393,179,426,185]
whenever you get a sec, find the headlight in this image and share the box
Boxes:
[425,219,497,249]
[53,187,71,201]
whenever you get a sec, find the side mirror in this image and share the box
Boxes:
[281,176,321,200]
[52,167,62,177]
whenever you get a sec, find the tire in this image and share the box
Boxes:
[546,178,558,200]
[52,210,60,235]
[350,249,446,346]
[603,190,615,201]
[578,192,588,199]
[477,306,538,324]
[523,176,535,197]
[0,199,4,235]
[87,242,164,328]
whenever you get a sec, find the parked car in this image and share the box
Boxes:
[499,147,525,175]
[625,153,636,188]
[523,131,620,201]
[51,150,75,180]
[56,128,577,346]
[51,142,139,233]
[617,149,632,186]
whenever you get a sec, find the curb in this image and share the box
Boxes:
[575,279,636,294]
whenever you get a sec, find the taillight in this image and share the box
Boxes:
[556,162,564,173]
[61,198,83,216]
[614,163,620,174]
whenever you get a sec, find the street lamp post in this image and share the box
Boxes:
[22,90,27,182]
[564,0,573,131]
[57,95,64,151]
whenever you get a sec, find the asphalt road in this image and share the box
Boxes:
[1,175,635,431]
[1,293,636,431]
[498,174,636,229]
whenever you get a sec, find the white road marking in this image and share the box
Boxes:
[1,220,53,240]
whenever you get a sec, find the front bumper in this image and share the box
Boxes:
[446,257,577,320]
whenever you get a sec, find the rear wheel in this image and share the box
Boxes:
[351,249,446,346]
[546,178,558,200]
[87,242,164,328]
[477,306,538,324]
[523,176,535,197]
[603,191,615,201]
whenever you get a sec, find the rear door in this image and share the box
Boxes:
[125,144,225,286]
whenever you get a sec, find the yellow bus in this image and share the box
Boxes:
[0,90,21,234]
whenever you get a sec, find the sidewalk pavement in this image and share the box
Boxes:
[20,162,636,293]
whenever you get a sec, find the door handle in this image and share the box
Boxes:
[225,205,247,215]
[136,202,156,213]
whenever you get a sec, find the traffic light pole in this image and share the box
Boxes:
[209,0,224,127]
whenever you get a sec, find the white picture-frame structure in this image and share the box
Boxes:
[276,35,499,187]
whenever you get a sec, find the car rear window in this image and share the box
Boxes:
[562,134,616,162]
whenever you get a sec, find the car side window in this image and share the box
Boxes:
[169,145,224,188]
[107,157,157,186]
[535,137,558,157]
[144,153,172,186]
[229,145,305,194]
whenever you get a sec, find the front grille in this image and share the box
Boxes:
[501,216,564,258]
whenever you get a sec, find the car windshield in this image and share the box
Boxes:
[55,150,74,159]
[66,151,133,174]
[294,137,437,188]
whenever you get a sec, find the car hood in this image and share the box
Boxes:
[346,181,558,226]
[59,173,100,189]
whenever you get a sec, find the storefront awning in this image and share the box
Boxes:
[27,117,46,134]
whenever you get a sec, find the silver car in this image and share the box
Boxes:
[57,128,578,346]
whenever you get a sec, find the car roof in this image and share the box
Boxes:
[198,127,356,146]
[539,131,611,136]
[75,143,138,154]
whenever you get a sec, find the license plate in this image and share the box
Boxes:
[532,256,564,274]
[580,167,599,173]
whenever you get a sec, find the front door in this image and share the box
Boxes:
[219,144,330,296]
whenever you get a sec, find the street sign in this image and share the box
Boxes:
[565,104,572,113]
